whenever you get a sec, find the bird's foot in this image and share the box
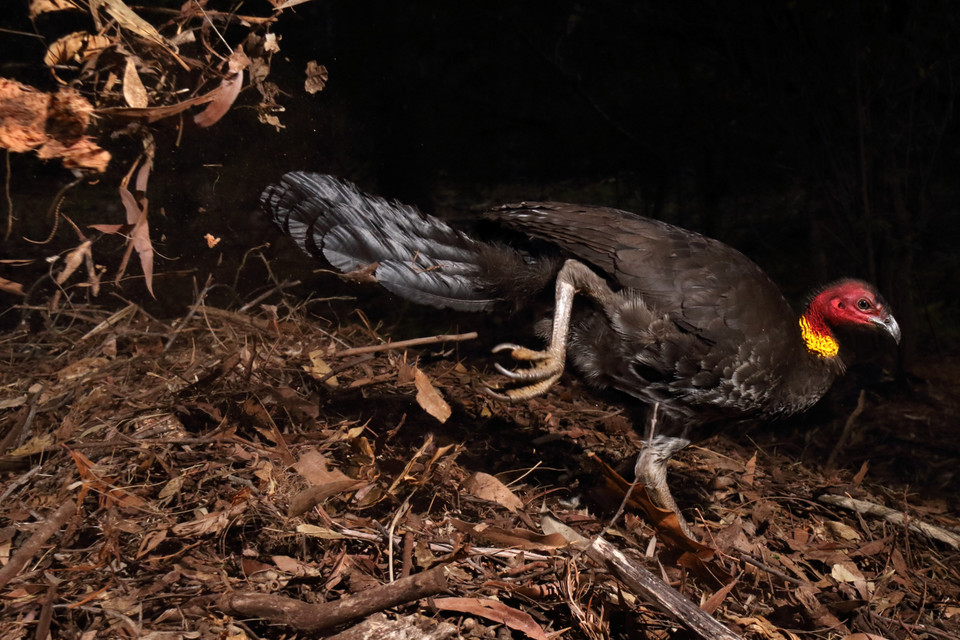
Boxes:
[486,343,565,401]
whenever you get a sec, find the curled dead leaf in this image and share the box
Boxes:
[0,277,25,296]
[29,0,81,17]
[194,49,249,127]
[305,61,328,94]
[43,32,114,69]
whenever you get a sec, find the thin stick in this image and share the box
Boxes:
[0,501,77,589]
[164,274,214,353]
[825,389,866,470]
[333,332,478,357]
[818,493,960,549]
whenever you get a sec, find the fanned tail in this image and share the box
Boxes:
[262,172,543,311]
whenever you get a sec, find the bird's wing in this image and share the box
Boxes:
[488,202,797,342]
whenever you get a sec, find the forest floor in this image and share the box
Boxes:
[0,289,958,640]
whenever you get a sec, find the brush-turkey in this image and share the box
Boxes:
[262,172,901,536]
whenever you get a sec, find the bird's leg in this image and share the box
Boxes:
[488,259,616,401]
[635,434,694,539]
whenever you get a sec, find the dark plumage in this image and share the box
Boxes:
[263,172,901,536]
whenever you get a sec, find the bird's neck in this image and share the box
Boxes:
[799,299,840,359]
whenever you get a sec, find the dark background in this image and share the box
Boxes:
[2,0,959,361]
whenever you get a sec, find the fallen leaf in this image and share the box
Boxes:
[304,350,338,387]
[43,32,114,68]
[825,520,861,541]
[295,524,345,539]
[463,472,523,512]
[305,61,328,94]
[742,451,757,486]
[29,0,81,17]
[0,277,25,296]
[122,56,148,108]
[194,49,248,127]
[449,518,567,550]
[414,367,451,423]
[432,597,549,640]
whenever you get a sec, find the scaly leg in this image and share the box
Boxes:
[487,259,616,401]
[635,435,695,538]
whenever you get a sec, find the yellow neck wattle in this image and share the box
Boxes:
[799,316,839,358]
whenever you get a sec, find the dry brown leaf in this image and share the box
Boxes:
[432,598,549,640]
[37,137,111,172]
[171,503,247,537]
[295,523,345,539]
[117,184,155,296]
[43,32,114,68]
[0,79,110,171]
[0,277,25,296]
[91,0,166,47]
[305,61,328,94]
[194,49,248,127]
[450,518,567,550]
[304,350,338,387]
[841,635,892,640]
[742,451,757,486]
[135,529,168,559]
[733,615,801,640]
[293,449,353,486]
[29,0,81,17]
[700,576,739,615]
[414,367,451,423]
[462,472,523,512]
[55,240,92,286]
[288,481,368,517]
[67,447,148,509]
[272,555,320,576]
[122,57,148,108]
[825,520,861,541]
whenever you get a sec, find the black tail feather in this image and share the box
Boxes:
[262,172,553,311]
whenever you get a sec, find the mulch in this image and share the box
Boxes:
[1,294,958,640]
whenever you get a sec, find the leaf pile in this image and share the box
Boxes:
[0,297,958,639]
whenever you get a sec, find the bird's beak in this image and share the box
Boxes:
[872,314,901,344]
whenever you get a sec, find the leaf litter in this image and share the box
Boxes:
[0,292,958,640]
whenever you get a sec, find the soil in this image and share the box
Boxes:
[0,288,957,640]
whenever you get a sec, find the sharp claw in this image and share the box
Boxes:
[490,342,566,399]
[494,362,524,379]
[491,343,552,362]
[491,342,523,354]
[493,360,560,381]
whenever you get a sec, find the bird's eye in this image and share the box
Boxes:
[857,298,871,310]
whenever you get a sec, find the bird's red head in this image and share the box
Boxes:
[801,280,901,357]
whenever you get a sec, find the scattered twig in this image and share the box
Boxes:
[0,500,77,589]
[825,389,866,470]
[216,564,452,632]
[0,383,43,455]
[818,493,960,549]
[737,552,805,586]
[238,279,301,312]
[164,273,214,352]
[580,536,744,640]
[333,332,478,357]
